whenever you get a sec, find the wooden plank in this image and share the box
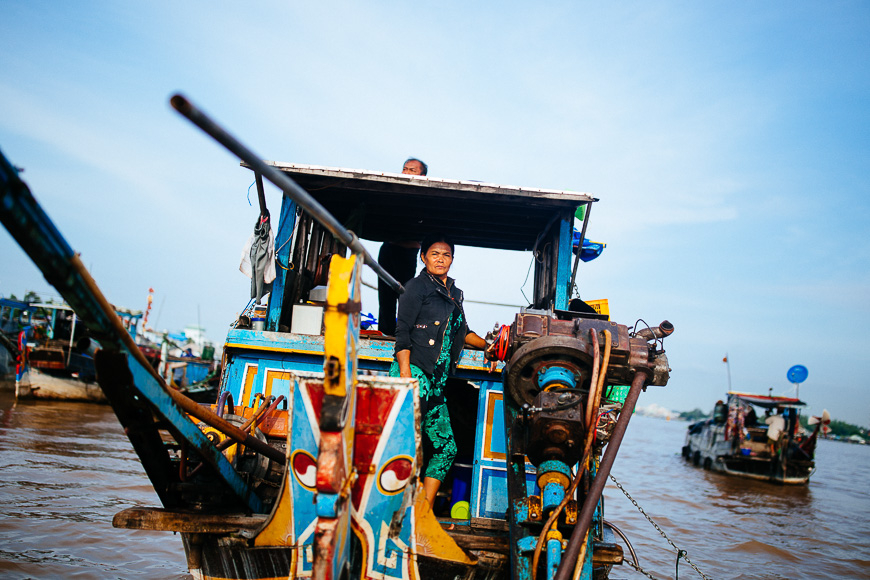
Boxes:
[592,541,624,565]
[469,517,509,532]
[113,507,267,533]
[445,530,509,553]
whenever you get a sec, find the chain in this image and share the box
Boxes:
[622,557,661,579]
[610,475,713,580]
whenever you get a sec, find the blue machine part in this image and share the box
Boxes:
[547,536,563,580]
[537,460,572,512]
[537,366,577,390]
[542,481,566,513]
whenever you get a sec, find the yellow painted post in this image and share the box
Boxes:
[322,254,361,399]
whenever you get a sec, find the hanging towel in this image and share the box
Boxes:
[240,215,276,302]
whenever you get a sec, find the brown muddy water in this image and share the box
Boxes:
[0,390,868,579]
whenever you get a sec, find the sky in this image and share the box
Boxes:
[1,2,868,426]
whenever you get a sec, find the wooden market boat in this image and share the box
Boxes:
[2,299,153,403]
[0,95,676,580]
[0,297,34,386]
[9,301,107,402]
[682,391,827,485]
[2,296,217,403]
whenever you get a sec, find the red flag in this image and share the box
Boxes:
[722,356,728,363]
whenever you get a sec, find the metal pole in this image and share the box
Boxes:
[255,172,268,218]
[169,94,403,294]
[725,354,732,391]
[67,313,76,366]
[568,202,593,296]
[553,371,648,580]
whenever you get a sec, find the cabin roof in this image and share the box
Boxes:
[728,391,806,409]
[0,297,34,310]
[258,162,595,252]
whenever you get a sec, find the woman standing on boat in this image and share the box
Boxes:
[391,233,488,508]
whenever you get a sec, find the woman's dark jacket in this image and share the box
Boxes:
[394,271,472,376]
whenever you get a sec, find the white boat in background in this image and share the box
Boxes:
[15,366,106,402]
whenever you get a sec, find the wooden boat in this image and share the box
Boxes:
[10,302,106,402]
[3,294,215,403]
[682,391,826,484]
[4,301,150,403]
[0,297,34,386]
[0,95,676,580]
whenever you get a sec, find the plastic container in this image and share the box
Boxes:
[450,462,473,508]
[291,304,323,335]
[450,500,470,519]
[585,298,610,317]
[251,305,268,331]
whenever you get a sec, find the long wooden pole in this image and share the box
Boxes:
[69,253,286,465]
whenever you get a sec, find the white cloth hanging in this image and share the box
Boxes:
[240,217,276,302]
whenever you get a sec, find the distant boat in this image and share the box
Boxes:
[3,295,219,403]
[157,344,219,403]
[3,301,149,403]
[682,391,827,485]
[1,297,34,385]
[10,302,107,402]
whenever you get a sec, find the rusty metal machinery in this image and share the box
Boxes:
[489,309,674,580]
[497,311,672,407]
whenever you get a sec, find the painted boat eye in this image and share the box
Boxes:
[379,457,414,494]
[291,450,317,490]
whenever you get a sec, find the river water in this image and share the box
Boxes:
[1,391,868,579]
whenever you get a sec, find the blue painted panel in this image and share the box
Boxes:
[555,213,572,311]
[287,373,319,575]
[353,384,418,580]
[223,351,322,406]
[185,361,211,384]
[267,197,297,331]
[489,395,507,455]
[470,381,541,520]
[477,468,537,519]
[224,328,503,377]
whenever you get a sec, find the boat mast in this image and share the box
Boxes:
[724,353,732,391]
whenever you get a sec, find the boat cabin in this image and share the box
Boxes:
[219,163,598,519]
[257,163,596,334]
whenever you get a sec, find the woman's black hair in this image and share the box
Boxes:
[420,233,454,256]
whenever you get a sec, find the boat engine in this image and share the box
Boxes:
[487,309,673,579]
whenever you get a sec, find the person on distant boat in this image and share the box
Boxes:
[391,233,488,508]
[376,158,428,335]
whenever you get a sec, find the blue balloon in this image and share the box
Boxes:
[787,365,808,384]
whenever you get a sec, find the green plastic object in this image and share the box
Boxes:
[450,500,470,519]
[606,384,630,404]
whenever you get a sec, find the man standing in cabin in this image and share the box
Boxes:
[401,158,426,176]
[377,158,427,335]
